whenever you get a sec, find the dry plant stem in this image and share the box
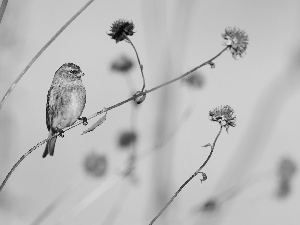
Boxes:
[0,0,95,111]
[147,46,228,94]
[124,35,146,91]
[196,126,223,173]
[148,126,223,225]
[103,46,229,114]
[0,47,227,193]
[0,0,8,24]
[0,134,59,192]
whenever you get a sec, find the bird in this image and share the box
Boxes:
[43,63,87,158]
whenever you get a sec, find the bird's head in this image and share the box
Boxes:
[65,62,84,78]
[57,63,85,81]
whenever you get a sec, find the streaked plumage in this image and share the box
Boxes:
[43,63,86,158]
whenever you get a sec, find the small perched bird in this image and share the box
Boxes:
[43,63,86,158]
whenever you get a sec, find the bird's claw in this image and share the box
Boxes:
[57,129,65,138]
[79,117,88,126]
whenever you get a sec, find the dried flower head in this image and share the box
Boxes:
[111,55,134,73]
[84,152,108,178]
[209,105,236,132]
[108,19,135,43]
[118,131,137,148]
[222,27,249,59]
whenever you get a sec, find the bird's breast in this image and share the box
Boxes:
[65,89,86,125]
[53,86,86,129]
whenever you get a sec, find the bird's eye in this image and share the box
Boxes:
[69,70,77,74]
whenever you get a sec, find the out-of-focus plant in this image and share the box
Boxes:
[276,157,297,198]
[182,71,205,89]
[0,0,8,24]
[84,151,108,178]
[111,55,134,73]
[118,130,137,149]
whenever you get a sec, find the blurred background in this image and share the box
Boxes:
[0,0,300,224]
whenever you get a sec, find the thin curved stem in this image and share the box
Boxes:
[196,126,222,173]
[87,47,228,120]
[0,0,96,111]
[0,0,8,24]
[148,126,223,225]
[124,35,146,92]
[146,46,228,94]
[0,134,55,192]
[0,47,228,193]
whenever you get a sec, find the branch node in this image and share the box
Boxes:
[208,61,215,69]
[134,91,146,104]
[202,143,212,148]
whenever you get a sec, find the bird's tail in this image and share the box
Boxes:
[42,131,57,158]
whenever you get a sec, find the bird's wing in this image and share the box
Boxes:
[46,85,61,132]
[46,86,52,131]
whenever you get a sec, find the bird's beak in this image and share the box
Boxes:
[81,72,85,77]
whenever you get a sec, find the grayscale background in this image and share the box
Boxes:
[0,0,300,224]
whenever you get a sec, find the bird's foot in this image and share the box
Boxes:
[57,129,65,138]
[79,117,88,126]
